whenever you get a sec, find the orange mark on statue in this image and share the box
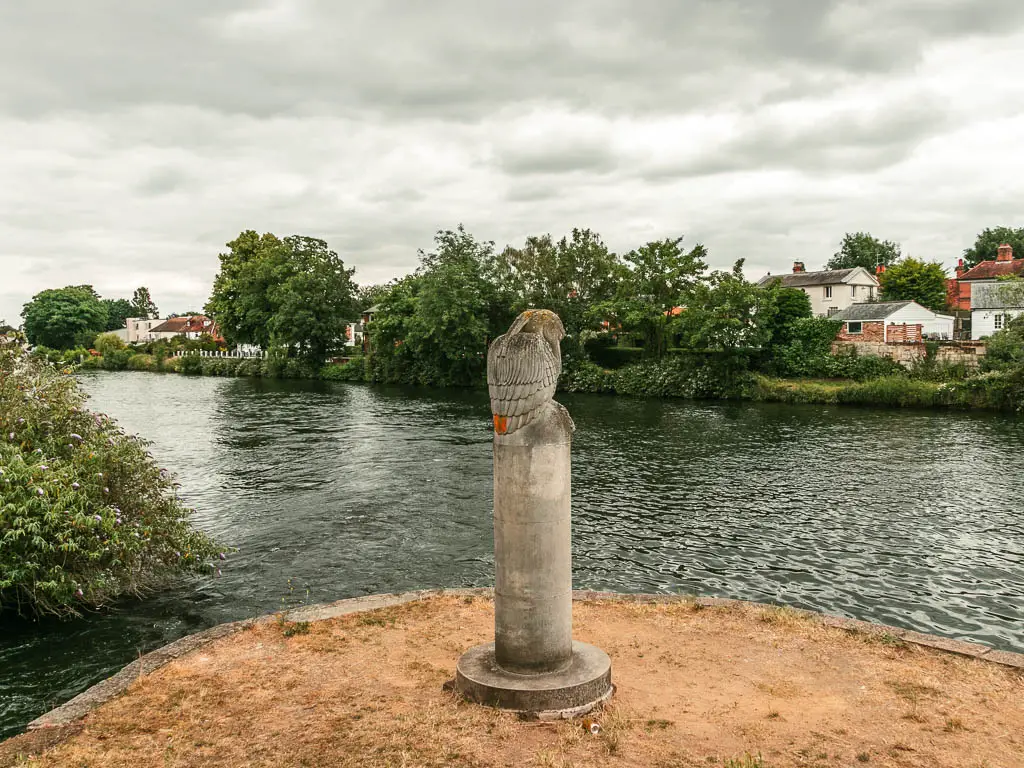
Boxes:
[493,414,509,434]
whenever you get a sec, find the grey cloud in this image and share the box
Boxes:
[494,137,619,176]
[134,166,192,196]
[4,1,1024,121]
[2,1,1024,322]
[638,98,952,180]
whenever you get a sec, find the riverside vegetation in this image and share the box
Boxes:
[20,225,1024,413]
[0,338,223,617]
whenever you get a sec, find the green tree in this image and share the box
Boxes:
[961,226,1024,268]
[410,226,502,385]
[594,237,706,357]
[366,275,422,383]
[206,232,358,366]
[491,228,621,348]
[268,235,358,364]
[878,258,948,311]
[102,298,135,331]
[355,284,389,312]
[764,286,813,347]
[983,310,1024,370]
[206,231,290,350]
[825,232,902,271]
[131,287,159,319]
[677,260,777,351]
[21,285,108,349]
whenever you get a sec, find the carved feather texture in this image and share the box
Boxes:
[487,328,560,435]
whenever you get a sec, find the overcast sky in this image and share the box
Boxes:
[2,1,1023,323]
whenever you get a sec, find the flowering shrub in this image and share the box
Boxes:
[0,340,222,617]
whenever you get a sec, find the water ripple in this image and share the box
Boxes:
[1,375,1022,738]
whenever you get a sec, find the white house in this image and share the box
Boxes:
[124,317,164,344]
[970,281,1024,339]
[757,263,880,317]
[831,301,955,342]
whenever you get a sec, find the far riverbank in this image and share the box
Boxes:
[73,350,1024,414]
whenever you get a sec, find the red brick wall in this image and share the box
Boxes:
[836,321,885,342]
[887,323,923,343]
[946,279,971,311]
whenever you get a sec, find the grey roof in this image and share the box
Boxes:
[971,281,1024,310]
[829,301,912,322]
[757,267,869,288]
[364,304,381,314]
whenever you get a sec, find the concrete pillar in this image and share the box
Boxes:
[454,309,611,718]
[493,406,573,674]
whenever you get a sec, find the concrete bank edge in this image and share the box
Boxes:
[24,588,1024,733]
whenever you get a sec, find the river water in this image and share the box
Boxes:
[2,372,1023,737]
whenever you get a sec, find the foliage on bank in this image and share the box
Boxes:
[0,341,222,617]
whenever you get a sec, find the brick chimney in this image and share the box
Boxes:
[996,243,1013,262]
[875,264,886,275]
[793,261,805,273]
[955,258,966,279]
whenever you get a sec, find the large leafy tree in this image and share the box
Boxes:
[206,231,358,365]
[21,285,108,349]
[268,235,358,364]
[410,225,504,385]
[763,286,813,347]
[878,258,949,312]
[825,232,902,271]
[962,226,1024,268]
[594,237,706,357]
[355,284,389,312]
[102,298,135,331]
[677,260,777,351]
[491,228,621,345]
[206,231,290,350]
[131,287,159,319]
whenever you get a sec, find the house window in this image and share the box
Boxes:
[825,286,833,299]
[847,321,863,334]
[851,286,857,297]
[994,314,1004,330]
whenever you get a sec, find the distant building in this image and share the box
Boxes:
[830,301,954,343]
[757,263,880,317]
[123,317,165,344]
[969,281,1024,340]
[147,315,224,343]
[947,243,1024,338]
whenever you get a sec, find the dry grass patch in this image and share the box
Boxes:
[3,595,1023,768]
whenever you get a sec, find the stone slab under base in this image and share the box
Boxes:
[454,640,612,719]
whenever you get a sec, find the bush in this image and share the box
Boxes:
[560,352,756,400]
[583,338,646,369]
[320,358,366,381]
[178,354,203,376]
[0,341,223,617]
[94,332,127,358]
[126,354,158,372]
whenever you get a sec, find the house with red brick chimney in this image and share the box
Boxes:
[947,243,1024,338]
[757,262,880,317]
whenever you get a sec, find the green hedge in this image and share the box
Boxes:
[754,370,1024,412]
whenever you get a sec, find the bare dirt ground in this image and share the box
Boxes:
[3,595,1022,767]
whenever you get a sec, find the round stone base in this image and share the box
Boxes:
[454,641,613,719]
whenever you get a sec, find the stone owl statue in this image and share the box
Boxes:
[487,309,567,436]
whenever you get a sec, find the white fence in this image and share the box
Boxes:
[173,349,266,359]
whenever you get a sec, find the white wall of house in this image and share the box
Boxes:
[883,304,955,339]
[125,317,163,344]
[800,276,879,317]
[971,308,1024,340]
